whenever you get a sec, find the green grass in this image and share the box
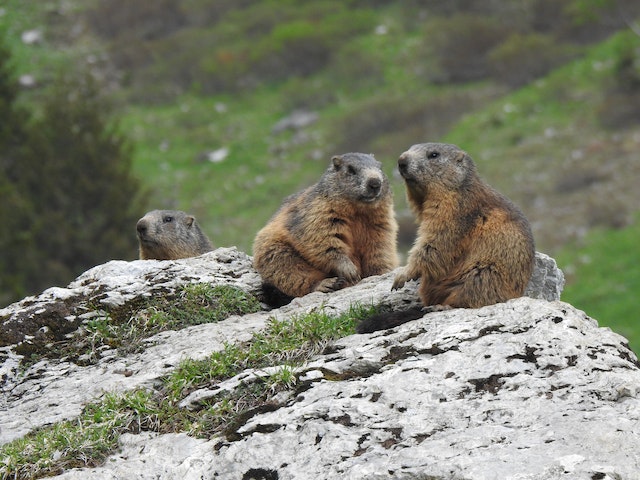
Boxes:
[0,303,379,479]
[23,284,262,367]
[163,303,376,401]
[445,30,638,183]
[557,216,640,354]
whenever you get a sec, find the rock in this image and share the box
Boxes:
[271,110,319,134]
[0,247,262,347]
[525,251,565,301]
[21,29,43,45]
[3,248,639,480]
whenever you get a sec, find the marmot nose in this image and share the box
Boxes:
[367,177,382,194]
[398,154,409,173]
[136,220,147,235]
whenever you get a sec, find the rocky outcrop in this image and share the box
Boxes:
[2,248,640,479]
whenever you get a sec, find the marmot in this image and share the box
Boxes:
[253,152,399,304]
[357,143,535,333]
[136,209,213,260]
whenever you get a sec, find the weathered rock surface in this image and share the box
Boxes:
[2,248,639,479]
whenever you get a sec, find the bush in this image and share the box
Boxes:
[429,14,510,83]
[0,54,147,305]
[488,33,581,88]
[597,35,640,129]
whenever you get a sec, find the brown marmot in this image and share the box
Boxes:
[253,152,399,304]
[136,209,213,260]
[357,142,535,333]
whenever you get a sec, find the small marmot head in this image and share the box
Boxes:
[136,210,195,243]
[398,143,477,194]
[321,152,390,203]
[136,210,201,260]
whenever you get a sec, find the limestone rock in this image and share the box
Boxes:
[2,248,638,480]
[51,299,640,480]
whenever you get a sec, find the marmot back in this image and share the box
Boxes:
[253,153,399,304]
[357,143,535,333]
[136,209,213,260]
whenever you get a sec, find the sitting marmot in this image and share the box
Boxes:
[357,143,535,333]
[253,153,399,304]
[136,209,213,260]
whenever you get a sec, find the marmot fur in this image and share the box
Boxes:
[357,143,535,333]
[136,209,213,260]
[253,153,399,304]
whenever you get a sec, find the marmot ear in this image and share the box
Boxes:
[331,155,343,170]
[185,216,195,227]
[454,151,467,164]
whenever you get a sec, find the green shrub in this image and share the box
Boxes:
[488,33,581,88]
[0,52,147,304]
[597,35,640,129]
[429,14,510,83]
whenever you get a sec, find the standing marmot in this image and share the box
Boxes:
[253,153,399,303]
[357,143,535,333]
[136,209,213,260]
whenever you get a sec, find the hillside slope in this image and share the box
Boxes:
[3,1,639,254]
[2,1,639,339]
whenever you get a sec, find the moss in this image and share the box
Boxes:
[22,284,262,368]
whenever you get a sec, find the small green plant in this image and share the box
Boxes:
[32,284,262,367]
[265,364,297,393]
[0,390,157,479]
[164,303,377,401]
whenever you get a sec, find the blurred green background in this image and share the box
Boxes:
[1,0,639,351]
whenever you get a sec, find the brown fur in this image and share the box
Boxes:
[136,210,213,260]
[357,143,534,333]
[253,153,399,301]
[395,142,535,306]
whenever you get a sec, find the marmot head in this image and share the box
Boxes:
[321,153,390,203]
[136,210,201,260]
[398,143,477,196]
[137,210,196,243]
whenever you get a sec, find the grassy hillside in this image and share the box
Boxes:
[557,215,640,352]
[2,1,639,349]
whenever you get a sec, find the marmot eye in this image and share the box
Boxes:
[163,216,173,223]
[347,165,357,175]
[428,151,440,159]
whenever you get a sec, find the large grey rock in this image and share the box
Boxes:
[4,248,637,480]
[52,299,639,480]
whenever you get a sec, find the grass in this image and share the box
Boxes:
[163,303,376,401]
[24,283,262,367]
[0,303,380,479]
[0,390,159,478]
[557,215,640,354]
